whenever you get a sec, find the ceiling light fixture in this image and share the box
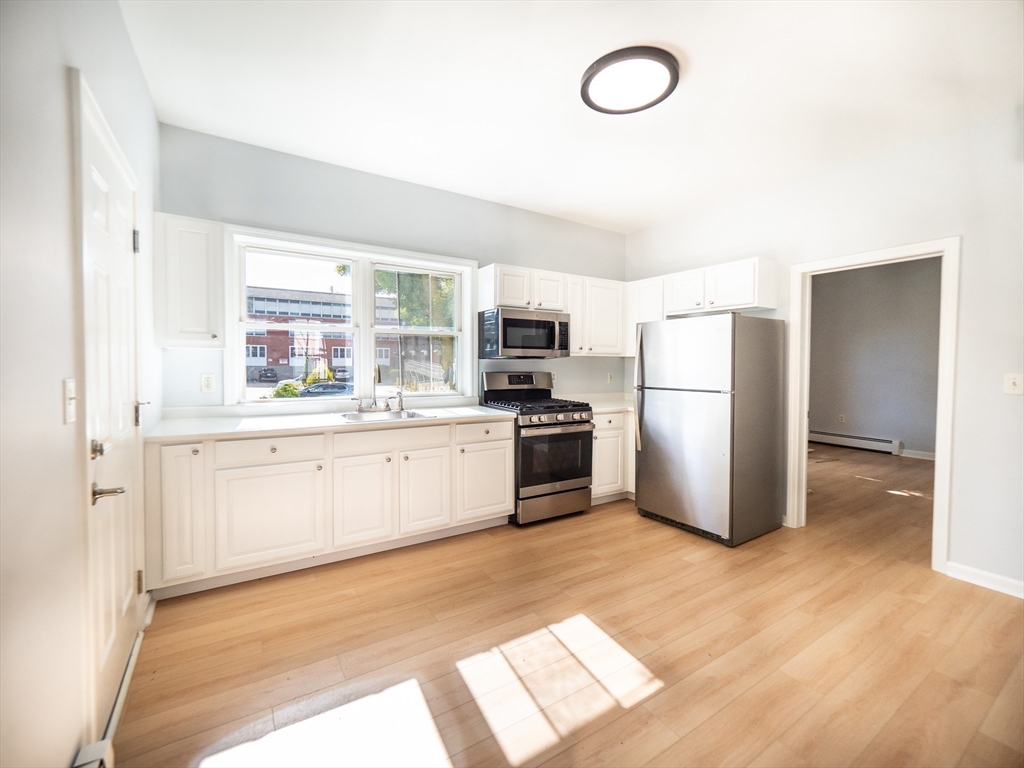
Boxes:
[581,46,679,114]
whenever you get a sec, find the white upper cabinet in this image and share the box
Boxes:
[154,213,224,347]
[664,257,778,316]
[584,278,625,355]
[663,269,706,315]
[566,275,624,356]
[478,264,566,311]
[624,277,665,357]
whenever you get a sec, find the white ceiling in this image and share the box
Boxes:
[119,1,1023,234]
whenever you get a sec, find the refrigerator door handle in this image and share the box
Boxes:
[634,387,642,451]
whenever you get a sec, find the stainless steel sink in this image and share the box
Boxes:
[342,410,434,423]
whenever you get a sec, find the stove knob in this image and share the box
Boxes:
[556,413,566,421]
[530,415,540,423]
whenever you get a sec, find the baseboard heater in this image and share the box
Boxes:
[809,430,902,455]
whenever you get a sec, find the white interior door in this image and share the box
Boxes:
[78,73,141,737]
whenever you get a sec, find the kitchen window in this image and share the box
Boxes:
[373,267,459,394]
[228,228,474,405]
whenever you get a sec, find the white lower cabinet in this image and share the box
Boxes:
[333,452,394,547]
[214,460,326,571]
[399,446,452,535]
[592,426,625,497]
[456,440,514,522]
[159,444,206,581]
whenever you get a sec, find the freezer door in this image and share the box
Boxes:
[635,388,732,539]
[638,314,734,392]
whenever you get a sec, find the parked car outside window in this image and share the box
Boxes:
[257,367,278,382]
[298,382,355,397]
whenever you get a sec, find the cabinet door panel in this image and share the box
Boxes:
[334,453,395,547]
[567,276,586,355]
[457,441,514,522]
[399,447,452,534]
[160,444,206,581]
[592,430,625,496]
[705,260,756,309]
[158,214,223,346]
[664,270,705,314]
[584,279,624,355]
[496,265,532,308]
[215,461,325,570]
[533,270,566,311]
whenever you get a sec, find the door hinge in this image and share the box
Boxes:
[132,229,140,253]
[136,570,144,595]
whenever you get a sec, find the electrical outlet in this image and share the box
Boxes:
[838,414,846,423]
[1006,373,1023,395]
[607,373,614,383]
[200,373,215,393]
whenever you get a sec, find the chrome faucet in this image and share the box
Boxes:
[359,364,392,412]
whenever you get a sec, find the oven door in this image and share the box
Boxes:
[517,422,594,498]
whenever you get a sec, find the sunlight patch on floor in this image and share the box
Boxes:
[199,679,451,768]
[457,614,663,766]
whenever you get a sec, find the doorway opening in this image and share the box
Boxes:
[785,238,960,575]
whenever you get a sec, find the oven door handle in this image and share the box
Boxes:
[520,422,596,436]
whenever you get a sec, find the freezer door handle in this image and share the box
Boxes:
[634,387,642,451]
[634,324,643,390]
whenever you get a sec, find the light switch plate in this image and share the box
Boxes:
[63,378,76,424]
[200,373,215,393]
[1005,373,1023,395]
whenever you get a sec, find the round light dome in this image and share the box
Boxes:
[581,46,679,114]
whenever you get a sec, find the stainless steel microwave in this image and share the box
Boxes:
[478,307,570,359]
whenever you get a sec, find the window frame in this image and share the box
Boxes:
[224,225,476,409]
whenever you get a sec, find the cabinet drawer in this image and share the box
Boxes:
[334,424,451,456]
[455,421,513,444]
[215,434,324,466]
[594,413,625,430]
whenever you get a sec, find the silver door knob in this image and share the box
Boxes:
[211,333,218,339]
[91,483,125,505]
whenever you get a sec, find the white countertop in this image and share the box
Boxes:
[562,393,634,413]
[145,405,514,443]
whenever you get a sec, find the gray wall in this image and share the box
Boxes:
[0,2,159,765]
[159,125,626,407]
[625,108,1024,586]
[809,259,941,454]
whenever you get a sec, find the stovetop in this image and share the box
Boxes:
[480,372,593,425]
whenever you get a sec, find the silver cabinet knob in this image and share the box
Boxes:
[588,347,593,351]
[460,448,465,453]
[607,419,612,424]
[537,302,542,307]
[709,301,715,305]
[525,300,531,305]
[484,429,490,434]
[696,301,700,306]
[593,434,598,440]
[270,446,277,453]
[191,448,199,456]
[386,457,392,463]
[317,464,323,471]
[403,455,409,461]
[211,333,218,339]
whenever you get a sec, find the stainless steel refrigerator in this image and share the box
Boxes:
[634,312,785,546]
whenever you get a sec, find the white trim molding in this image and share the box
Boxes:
[944,562,1024,600]
[785,237,961,581]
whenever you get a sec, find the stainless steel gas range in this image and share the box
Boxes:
[481,372,594,525]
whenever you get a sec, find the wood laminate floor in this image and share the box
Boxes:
[115,446,1024,767]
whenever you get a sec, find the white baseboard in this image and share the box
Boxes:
[591,491,630,506]
[809,432,901,455]
[945,561,1024,599]
[900,449,936,460]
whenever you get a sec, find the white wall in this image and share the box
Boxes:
[0,2,159,765]
[625,108,1024,586]
[158,125,627,407]
[809,258,941,454]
